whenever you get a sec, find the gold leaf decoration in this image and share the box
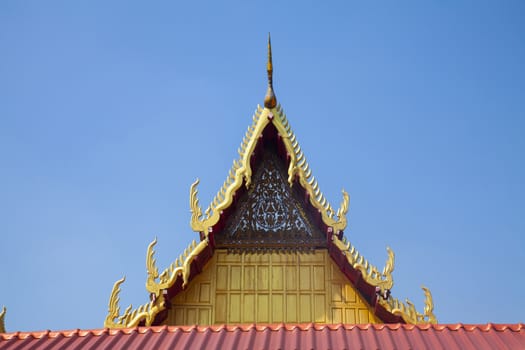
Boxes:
[379,285,438,324]
[104,276,166,328]
[105,237,210,328]
[189,104,349,235]
[0,306,6,333]
[104,277,129,328]
[332,234,394,292]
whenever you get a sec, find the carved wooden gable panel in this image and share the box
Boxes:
[216,151,326,250]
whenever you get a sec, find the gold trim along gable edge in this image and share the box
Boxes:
[0,306,6,333]
[190,104,349,236]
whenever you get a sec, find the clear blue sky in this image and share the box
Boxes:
[1,1,524,331]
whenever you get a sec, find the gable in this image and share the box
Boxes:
[103,38,437,328]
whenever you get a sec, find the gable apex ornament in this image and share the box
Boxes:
[264,33,277,108]
[0,306,6,333]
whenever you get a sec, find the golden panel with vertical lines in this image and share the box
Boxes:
[243,294,255,322]
[286,294,297,322]
[216,266,228,291]
[230,294,241,322]
[215,294,227,323]
[271,294,283,321]
[258,266,269,290]
[230,266,241,290]
[258,294,269,322]
[200,283,210,303]
[272,266,283,290]
[164,249,380,325]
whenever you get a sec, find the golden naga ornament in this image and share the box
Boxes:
[332,234,395,292]
[105,236,210,328]
[104,277,165,328]
[331,233,437,324]
[146,237,209,295]
[379,285,437,324]
[0,306,6,333]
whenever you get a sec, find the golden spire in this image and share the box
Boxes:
[264,33,277,108]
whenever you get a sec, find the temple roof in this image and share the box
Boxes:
[2,324,524,350]
[102,37,437,328]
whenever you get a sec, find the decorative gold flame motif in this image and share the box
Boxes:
[422,286,437,323]
[104,276,163,328]
[332,235,394,292]
[331,233,436,324]
[190,104,349,236]
[105,237,209,328]
[379,285,437,324]
[146,237,209,294]
[0,306,6,333]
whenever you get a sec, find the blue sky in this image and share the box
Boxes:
[1,1,524,331]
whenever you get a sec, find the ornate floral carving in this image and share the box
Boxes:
[217,152,325,249]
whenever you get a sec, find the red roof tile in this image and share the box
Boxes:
[1,323,524,350]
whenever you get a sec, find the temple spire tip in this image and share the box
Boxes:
[264,33,277,109]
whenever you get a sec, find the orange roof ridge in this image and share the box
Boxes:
[3,324,524,349]
[3,323,525,340]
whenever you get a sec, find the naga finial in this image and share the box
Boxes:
[422,286,437,323]
[104,277,128,328]
[0,306,6,333]
[264,33,277,109]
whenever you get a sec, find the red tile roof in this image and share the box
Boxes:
[1,323,523,350]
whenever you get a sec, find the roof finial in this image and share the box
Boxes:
[264,33,277,109]
[0,306,6,333]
